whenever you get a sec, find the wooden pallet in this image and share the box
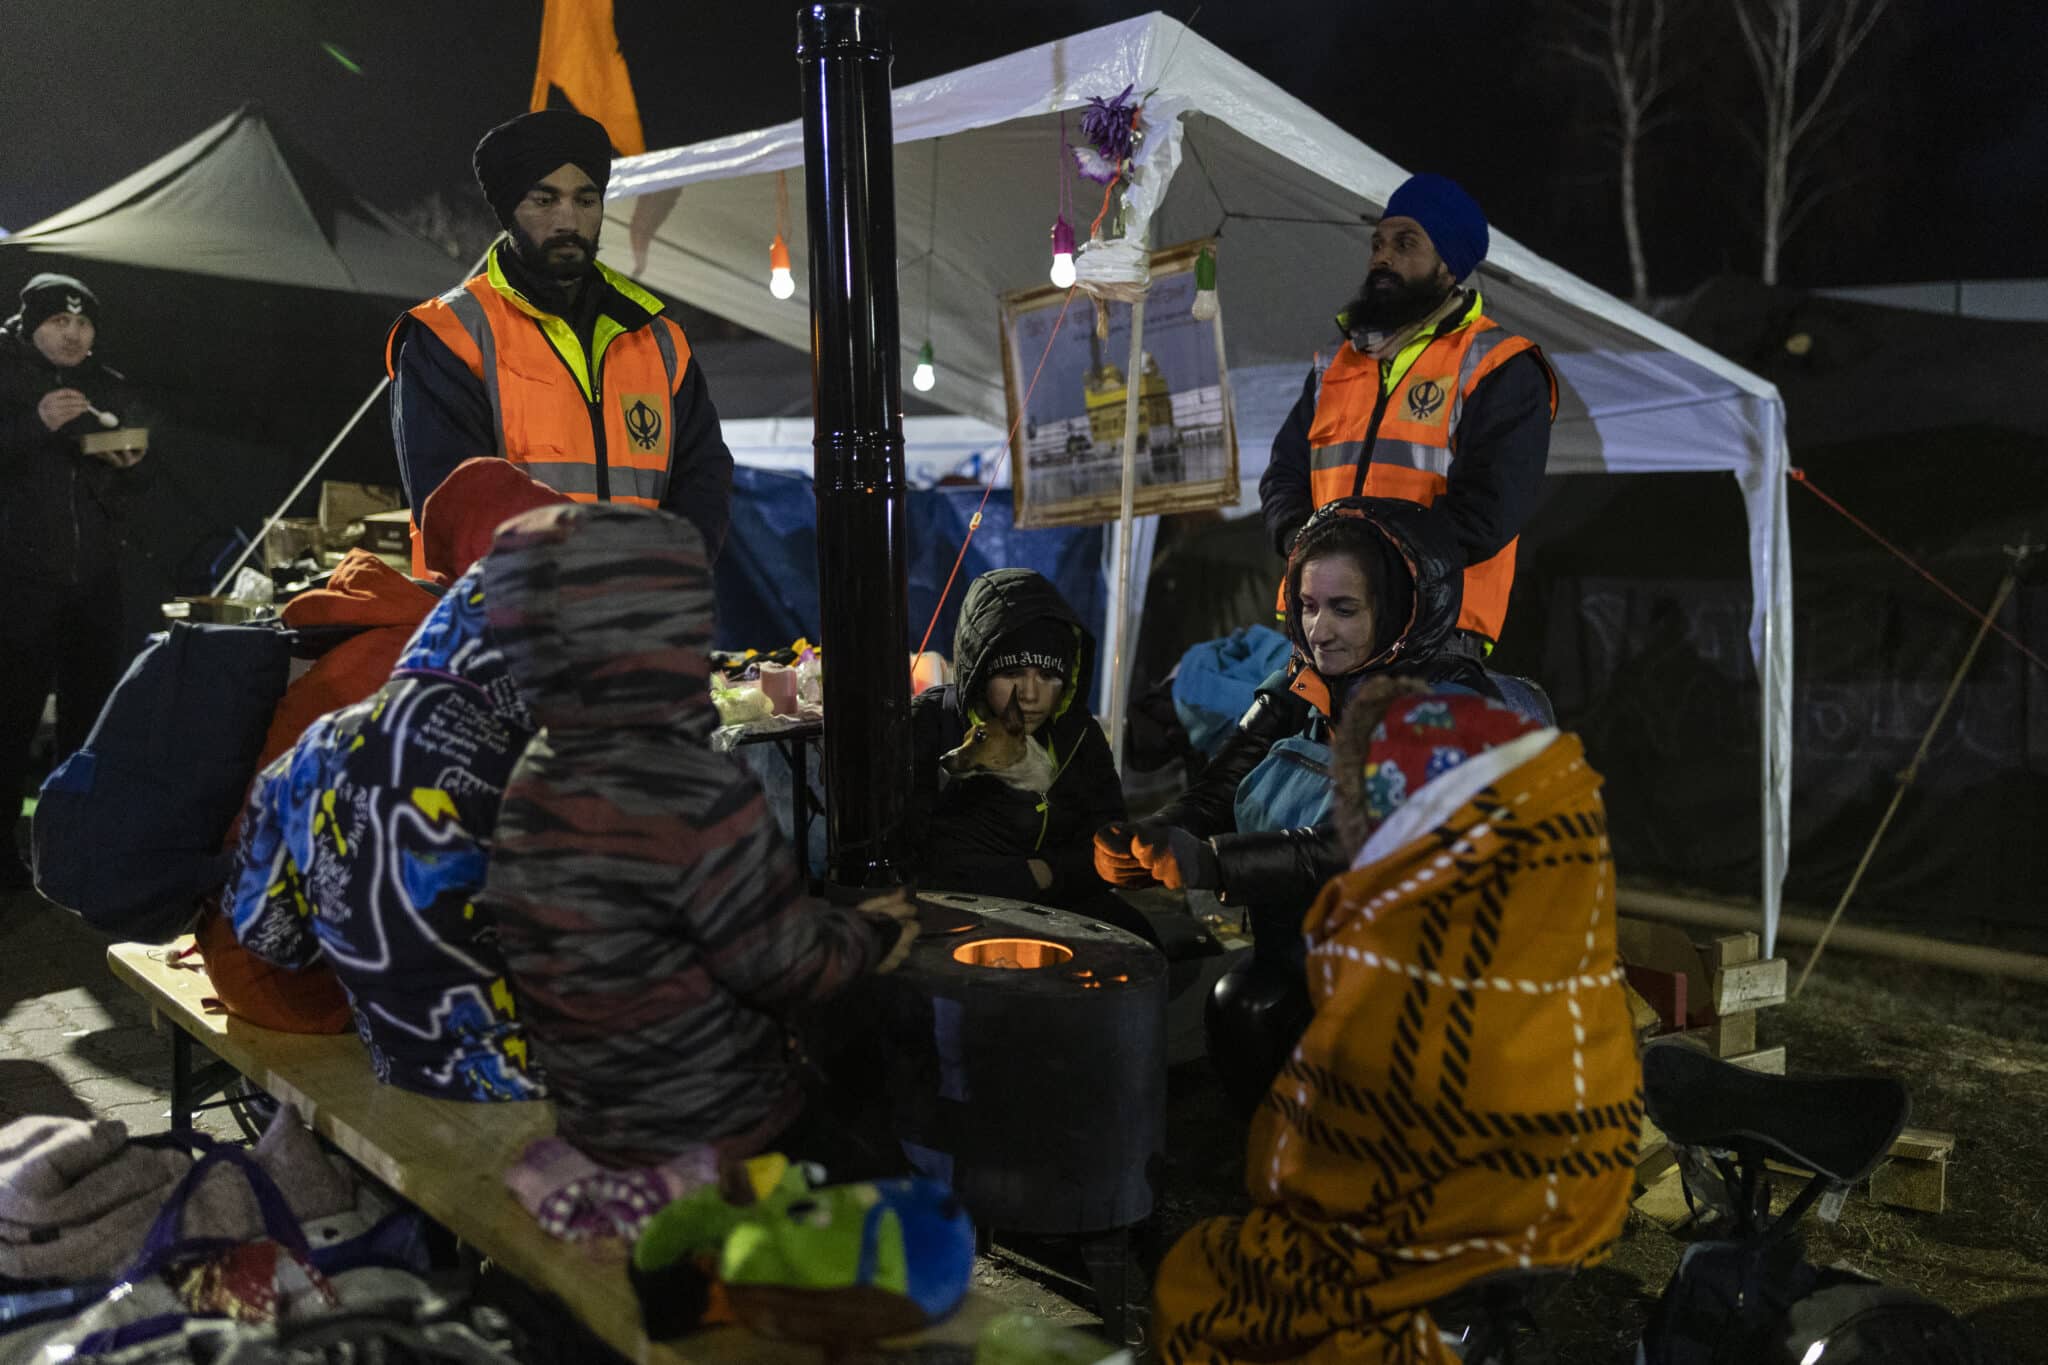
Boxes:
[1628,922,1790,1222]
[1623,921,1955,1217]
[1620,923,1784,1058]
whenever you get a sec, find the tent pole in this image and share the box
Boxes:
[1107,297,1147,772]
[209,375,391,596]
[1792,549,2027,996]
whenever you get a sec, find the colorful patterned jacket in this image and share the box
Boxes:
[226,565,546,1102]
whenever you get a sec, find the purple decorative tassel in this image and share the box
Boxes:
[1079,82,1139,167]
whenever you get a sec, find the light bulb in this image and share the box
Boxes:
[912,338,937,392]
[768,232,796,299]
[1049,214,1078,289]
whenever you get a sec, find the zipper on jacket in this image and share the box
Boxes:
[1031,736,1075,852]
[536,324,612,501]
[586,379,610,501]
[1347,379,1395,499]
[1346,300,1472,498]
[68,463,81,585]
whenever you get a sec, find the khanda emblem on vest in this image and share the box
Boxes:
[1406,379,1446,420]
[624,398,663,451]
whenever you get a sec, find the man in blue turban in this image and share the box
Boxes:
[1259,172,1559,654]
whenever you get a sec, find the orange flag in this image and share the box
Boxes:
[529,0,647,156]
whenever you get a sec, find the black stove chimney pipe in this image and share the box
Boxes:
[797,3,913,887]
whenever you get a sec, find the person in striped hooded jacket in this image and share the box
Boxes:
[477,502,917,1169]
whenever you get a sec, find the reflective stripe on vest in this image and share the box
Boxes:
[1302,300,1556,640]
[389,258,688,513]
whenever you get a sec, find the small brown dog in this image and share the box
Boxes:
[939,699,1056,795]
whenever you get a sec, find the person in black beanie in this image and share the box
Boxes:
[0,273,149,889]
[386,109,733,567]
[906,568,1141,937]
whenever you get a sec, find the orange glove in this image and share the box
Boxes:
[1093,822,1152,885]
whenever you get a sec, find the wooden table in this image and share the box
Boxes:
[107,940,1000,1364]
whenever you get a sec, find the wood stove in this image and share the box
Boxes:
[816,893,1166,1342]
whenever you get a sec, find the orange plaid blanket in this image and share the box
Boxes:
[1156,733,1642,1364]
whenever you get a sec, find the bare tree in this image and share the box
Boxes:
[1555,0,1678,306]
[1731,0,1892,285]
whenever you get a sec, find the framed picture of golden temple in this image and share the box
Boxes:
[1000,239,1239,530]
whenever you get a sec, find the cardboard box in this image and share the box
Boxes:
[319,481,404,550]
[262,517,324,570]
[359,509,414,558]
[166,596,264,624]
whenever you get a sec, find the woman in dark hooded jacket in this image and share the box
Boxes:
[908,568,1131,926]
[1094,496,1531,921]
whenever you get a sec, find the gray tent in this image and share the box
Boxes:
[2,103,460,298]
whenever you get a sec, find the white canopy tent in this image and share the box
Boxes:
[602,12,1793,951]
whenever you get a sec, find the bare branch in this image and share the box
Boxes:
[1784,173,1859,236]
[1789,0,1894,146]
[1730,0,1777,85]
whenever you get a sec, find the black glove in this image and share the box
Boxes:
[1093,821,1151,886]
[1131,823,1220,892]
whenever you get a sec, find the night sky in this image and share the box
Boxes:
[2,0,2043,299]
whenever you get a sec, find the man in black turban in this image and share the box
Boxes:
[472,108,615,309]
[385,110,733,567]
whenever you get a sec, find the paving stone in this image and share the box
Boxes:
[65,1074,164,1112]
[0,900,183,1137]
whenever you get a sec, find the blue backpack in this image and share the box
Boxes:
[1172,626,1294,758]
[33,622,294,941]
[1233,732,1338,835]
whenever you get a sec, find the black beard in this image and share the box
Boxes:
[511,227,597,282]
[1345,268,1452,333]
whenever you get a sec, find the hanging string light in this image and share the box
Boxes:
[1049,110,1077,289]
[913,139,938,391]
[768,169,796,299]
[1191,244,1219,320]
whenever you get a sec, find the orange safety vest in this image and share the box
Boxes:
[386,252,690,574]
[1294,295,1556,641]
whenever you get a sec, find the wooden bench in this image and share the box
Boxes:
[107,940,1002,1364]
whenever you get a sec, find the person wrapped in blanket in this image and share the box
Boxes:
[1153,679,1642,1365]
[477,503,918,1170]
[200,456,572,1035]
[1095,497,1542,1103]
[225,539,548,1102]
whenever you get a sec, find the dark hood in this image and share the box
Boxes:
[481,502,716,736]
[1284,497,1463,674]
[952,568,1092,722]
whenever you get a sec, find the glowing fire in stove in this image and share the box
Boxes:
[951,937,1076,970]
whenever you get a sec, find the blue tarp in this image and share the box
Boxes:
[714,466,1108,707]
